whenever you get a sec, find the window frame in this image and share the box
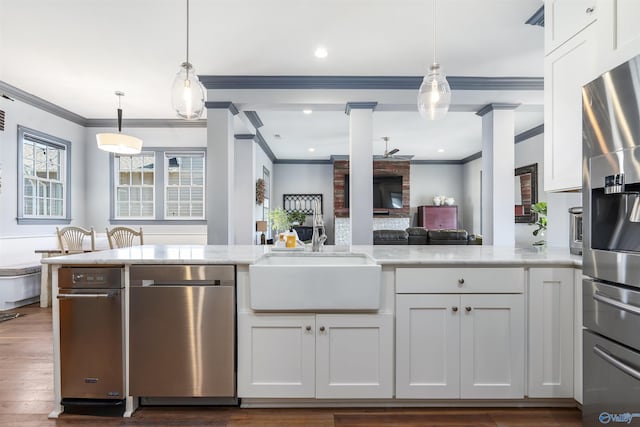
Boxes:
[109,147,207,225]
[163,151,206,220]
[112,151,157,221]
[16,126,72,225]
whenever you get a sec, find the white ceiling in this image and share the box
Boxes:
[0,0,545,160]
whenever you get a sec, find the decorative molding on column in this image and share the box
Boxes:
[476,103,521,117]
[201,75,543,91]
[234,133,256,140]
[244,111,264,128]
[345,102,378,115]
[525,6,544,27]
[205,101,239,115]
[515,123,544,143]
[255,130,277,163]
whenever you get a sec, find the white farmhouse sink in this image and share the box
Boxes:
[249,252,381,311]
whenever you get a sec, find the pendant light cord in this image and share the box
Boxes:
[432,0,436,64]
[186,0,190,65]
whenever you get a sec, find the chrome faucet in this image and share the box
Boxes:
[311,199,327,252]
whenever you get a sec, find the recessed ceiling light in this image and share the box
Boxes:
[303,109,313,115]
[314,46,328,59]
[437,148,445,153]
[308,148,315,152]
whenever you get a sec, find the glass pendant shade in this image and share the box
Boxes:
[96,133,143,155]
[171,62,205,120]
[417,63,451,120]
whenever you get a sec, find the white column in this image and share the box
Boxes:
[346,102,377,245]
[477,103,519,246]
[234,134,257,245]
[206,102,237,244]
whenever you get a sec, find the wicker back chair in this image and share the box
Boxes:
[56,226,95,253]
[106,226,144,249]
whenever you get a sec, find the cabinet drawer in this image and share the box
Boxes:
[396,267,524,294]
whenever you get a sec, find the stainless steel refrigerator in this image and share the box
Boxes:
[582,54,640,426]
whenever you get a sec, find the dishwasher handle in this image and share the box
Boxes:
[57,293,114,299]
[139,279,227,287]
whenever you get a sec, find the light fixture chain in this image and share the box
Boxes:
[186,0,190,66]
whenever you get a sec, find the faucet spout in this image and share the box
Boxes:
[311,200,327,252]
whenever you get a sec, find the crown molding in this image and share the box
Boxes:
[201,75,543,91]
[525,6,545,27]
[85,118,206,128]
[476,103,521,117]
[273,159,333,165]
[255,130,276,163]
[244,111,264,129]
[345,102,378,115]
[515,123,544,143]
[204,101,239,115]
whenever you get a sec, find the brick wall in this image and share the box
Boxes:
[333,160,410,218]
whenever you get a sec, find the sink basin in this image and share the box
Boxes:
[249,252,381,311]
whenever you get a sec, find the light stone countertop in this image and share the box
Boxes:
[41,244,582,268]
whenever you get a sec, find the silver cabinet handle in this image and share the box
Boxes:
[319,326,325,332]
[57,293,112,299]
[458,278,465,285]
[305,325,312,331]
[452,306,458,312]
[594,345,640,381]
[594,291,640,316]
[585,6,595,14]
[465,306,472,312]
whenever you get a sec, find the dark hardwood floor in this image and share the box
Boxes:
[0,304,583,427]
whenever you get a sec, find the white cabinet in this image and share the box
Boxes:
[574,269,583,404]
[396,293,525,399]
[545,0,597,55]
[597,0,640,73]
[238,313,393,399]
[238,314,315,398]
[528,268,575,398]
[544,23,596,192]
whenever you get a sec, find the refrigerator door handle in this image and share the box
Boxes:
[594,290,640,316]
[594,344,640,381]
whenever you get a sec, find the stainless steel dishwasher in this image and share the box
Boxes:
[129,265,236,400]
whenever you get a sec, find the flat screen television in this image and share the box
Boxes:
[344,175,403,209]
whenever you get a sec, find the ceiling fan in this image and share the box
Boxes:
[382,136,399,158]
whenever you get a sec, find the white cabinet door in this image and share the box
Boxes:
[237,313,315,398]
[597,0,640,73]
[460,294,525,399]
[396,294,460,399]
[528,268,575,398]
[315,314,393,399]
[544,24,596,192]
[574,269,583,404]
[545,0,597,54]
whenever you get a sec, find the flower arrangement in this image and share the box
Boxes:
[255,178,265,205]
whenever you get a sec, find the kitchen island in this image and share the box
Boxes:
[44,245,582,417]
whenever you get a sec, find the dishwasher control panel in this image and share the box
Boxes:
[59,267,123,289]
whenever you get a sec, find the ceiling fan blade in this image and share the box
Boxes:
[388,148,400,156]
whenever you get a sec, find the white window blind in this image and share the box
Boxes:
[114,152,155,219]
[165,152,205,219]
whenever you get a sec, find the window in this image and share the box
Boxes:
[110,148,206,224]
[114,152,155,219]
[17,126,71,224]
[165,153,205,219]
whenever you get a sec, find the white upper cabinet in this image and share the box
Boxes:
[596,0,640,73]
[545,0,597,55]
[544,24,596,192]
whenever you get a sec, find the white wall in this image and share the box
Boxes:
[462,157,482,235]
[410,164,465,228]
[272,163,334,244]
[0,97,87,264]
[462,132,582,248]
[254,144,274,241]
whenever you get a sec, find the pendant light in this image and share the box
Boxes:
[96,92,143,155]
[417,0,451,120]
[171,0,205,120]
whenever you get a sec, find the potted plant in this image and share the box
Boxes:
[287,211,307,226]
[268,208,290,235]
[530,202,548,246]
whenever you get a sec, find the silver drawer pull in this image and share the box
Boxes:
[594,345,640,381]
[57,293,112,299]
[593,291,640,316]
